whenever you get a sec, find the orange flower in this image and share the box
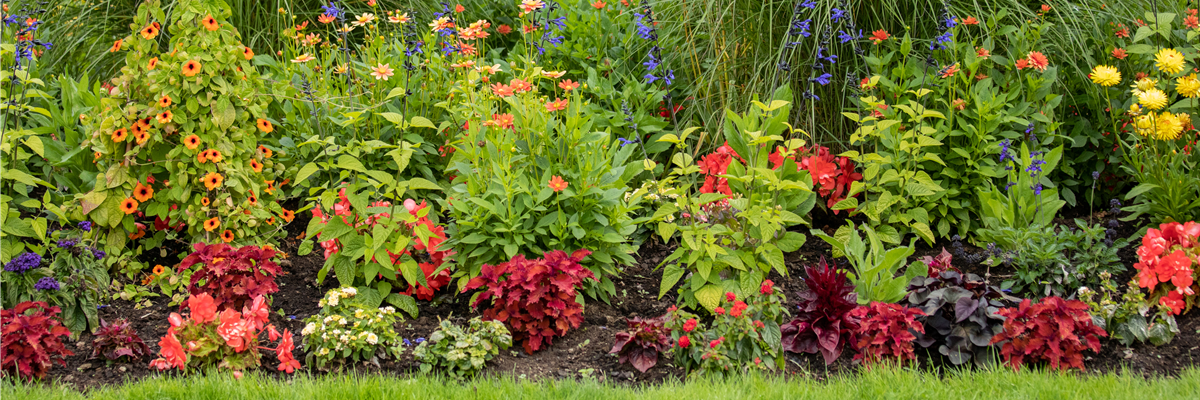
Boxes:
[247,193,258,206]
[249,159,263,173]
[182,60,202,77]
[131,123,145,136]
[221,230,234,242]
[110,39,122,52]
[205,149,224,163]
[183,134,200,150]
[976,48,990,58]
[140,25,159,39]
[1025,51,1049,71]
[256,118,274,133]
[134,131,150,145]
[134,182,154,202]
[280,208,295,222]
[243,47,254,60]
[267,217,276,225]
[318,14,335,24]
[153,265,166,275]
[157,110,173,124]
[202,15,219,31]
[129,223,146,240]
[201,196,210,206]
[258,145,273,158]
[940,63,960,78]
[204,217,220,232]
[1112,48,1128,60]
[147,57,159,70]
[545,98,568,112]
[264,180,276,195]
[961,16,979,25]
[202,172,224,190]
[1015,58,1030,70]
[548,175,568,192]
[591,1,606,9]
[112,128,128,143]
[159,94,172,108]
[121,197,139,214]
[558,79,580,91]
[868,29,889,45]
[138,117,152,128]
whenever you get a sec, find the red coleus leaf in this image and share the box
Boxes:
[990,296,1106,371]
[1,302,74,380]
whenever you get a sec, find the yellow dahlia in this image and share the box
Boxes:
[1138,88,1169,110]
[1176,74,1200,98]
[1155,48,1186,75]
[1152,112,1184,140]
[1090,65,1122,87]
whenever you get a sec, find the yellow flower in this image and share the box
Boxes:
[1132,77,1158,95]
[1154,48,1186,75]
[1152,112,1184,140]
[1090,65,1121,87]
[1137,88,1169,110]
[1177,112,1192,129]
[1129,104,1142,116]
[1133,114,1155,137]
[1177,74,1200,98]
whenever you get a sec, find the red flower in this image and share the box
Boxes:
[1160,291,1185,315]
[760,279,774,294]
[216,309,252,352]
[682,318,698,332]
[168,312,183,328]
[1111,48,1128,60]
[187,293,217,324]
[276,329,301,373]
[730,301,748,318]
[724,292,737,302]
[868,29,889,44]
[714,307,725,315]
[678,335,691,348]
[149,333,186,371]
[709,337,723,348]
[1114,27,1129,38]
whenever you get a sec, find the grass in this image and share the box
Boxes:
[5,367,1200,399]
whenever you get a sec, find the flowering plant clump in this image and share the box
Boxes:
[609,315,672,373]
[989,296,1106,371]
[665,281,788,376]
[178,242,281,312]
[780,259,859,364]
[850,302,925,365]
[1,301,74,380]
[1,222,110,335]
[463,249,595,354]
[309,191,451,308]
[1132,222,1200,315]
[1080,272,1179,346]
[89,319,150,363]
[301,287,405,369]
[767,144,862,212]
[149,293,299,373]
[413,317,512,378]
[77,0,286,258]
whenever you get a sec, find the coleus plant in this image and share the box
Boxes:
[149,293,299,373]
[850,302,925,365]
[463,249,595,354]
[178,242,281,312]
[308,187,450,314]
[904,269,1019,366]
[780,259,860,365]
[990,296,1106,371]
[1132,221,1200,315]
[90,319,150,363]
[609,315,672,373]
[1,301,74,380]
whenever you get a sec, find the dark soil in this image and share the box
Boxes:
[35,209,1200,391]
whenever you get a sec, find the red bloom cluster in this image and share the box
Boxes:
[463,249,596,354]
[1133,221,1200,315]
[697,142,741,196]
[149,294,299,373]
[768,145,862,212]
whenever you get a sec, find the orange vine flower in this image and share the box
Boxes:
[121,198,139,214]
[202,172,224,190]
[204,217,220,232]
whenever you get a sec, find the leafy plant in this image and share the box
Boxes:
[178,242,281,312]
[462,249,595,354]
[1130,221,1199,315]
[984,219,1128,297]
[0,301,74,380]
[905,270,1019,366]
[149,293,299,373]
[650,88,815,313]
[300,287,405,370]
[780,260,859,365]
[850,302,925,366]
[1,222,109,335]
[666,282,788,376]
[974,140,1067,242]
[1080,273,1178,347]
[89,318,150,363]
[610,315,672,373]
[413,317,512,378]
[990,296,1106,371]
[813,221,927,304]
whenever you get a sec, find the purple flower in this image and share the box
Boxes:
[810,73,833,85]
[1092,171,1101,180]
[831,8,848,22]
[78,221,92,231]
[4,252,41,273]
[34,277,61,291]
[57,238,79,249]
[90,248,106,259]
[1031,184,1043,196]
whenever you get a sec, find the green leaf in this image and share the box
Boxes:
[658,264,684,298]
[337,155,366,172]
[775,231,806,252]
[762,320,782,352]
[694,284,723,313]
[335,261,356,287]
[409,116,436,129]
[405,178,442,191]
[831,197,858,211]
[386,293,419,318]
[295,162,320,185]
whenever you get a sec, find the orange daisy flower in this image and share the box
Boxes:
[548,175,568,192]
[267,217,276,225]
[318,14,336,24]
[197,150,209,164]
[131,124,145,135]
[201,196,210,206]
[250,159,263,172]
[120,197,139,214]
[202,15,219,31]
[159,94,172,107]
[280,208,295,223]
[183,134,200,150]
[147,57,159,70]
[182,60,202,77]
[203,217,220,232]
[221,230,234,242]
[129,224,146,240]
[157,110,173,124]
[247,193,259,206]
[1026,51,1049,71]
[140,25,159,39]
[264,180,276,195]
[256,118,274,133]
[112,128,128,143]
[558,79,580,91]
[258,145,273,158]
[110,39,122,52]
[152,265,166,275]
[205,149,224,163]
[243,47,254,60]
[134,182,154,202]
[134,131,150,145]
[138,117,152,128]
[202,172,223,190]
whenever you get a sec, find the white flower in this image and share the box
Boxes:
[328,295,339,307]
[341,287,358,297]
[355,309,365,319]
[302,322,317,336]
[340,334,350,343]
[323,316,334,324]
[366,333,379,345]
[319,348,330,356]
[382,306,395,314]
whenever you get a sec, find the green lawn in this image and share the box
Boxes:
[5,367,1199,400]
